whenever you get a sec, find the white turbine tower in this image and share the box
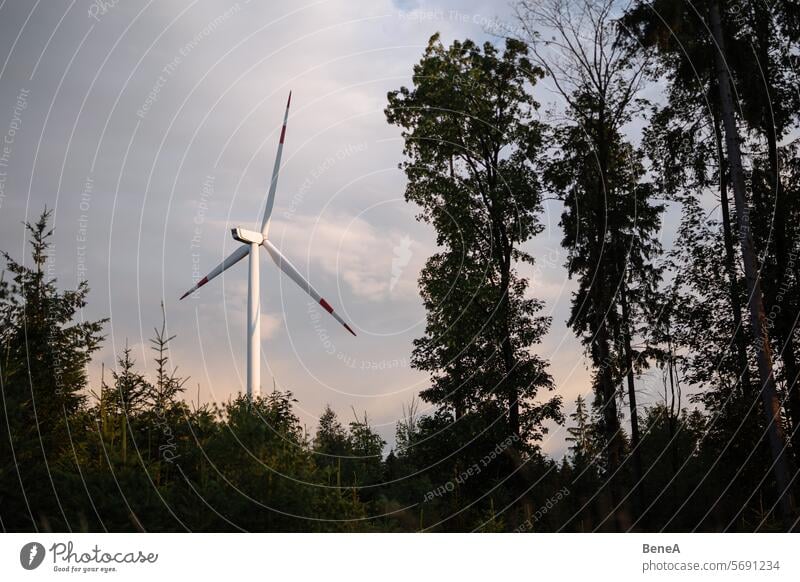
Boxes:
[180,92,356,397]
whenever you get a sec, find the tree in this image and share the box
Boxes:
[566,395,596,464]
[651,199,771,528]
[346,410,386,501]
[515,0,664,527]
[180,392,366,531]
[624,0,797,528]
[641,85,756,399]
[728,2,800,454]
[313,405,350,485]
[708,1,794,522]
[107,344,151,416]
[148,301,187,411]
[0,210,106,530]
[564,394,603,530]
[385,34,562,446]
[312,405,386,502]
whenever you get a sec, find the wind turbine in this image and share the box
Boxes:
[179,92,356,398]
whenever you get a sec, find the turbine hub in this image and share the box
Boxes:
[231,227,264,245]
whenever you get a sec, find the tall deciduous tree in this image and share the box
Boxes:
[385,34,562,445]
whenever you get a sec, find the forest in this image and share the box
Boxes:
[1,0,799,532]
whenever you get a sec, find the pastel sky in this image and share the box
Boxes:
[0,0,678,458]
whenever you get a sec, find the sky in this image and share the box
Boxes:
[0,0,677,459]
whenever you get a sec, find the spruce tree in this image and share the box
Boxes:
[0,210,105,530]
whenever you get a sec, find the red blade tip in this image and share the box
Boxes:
[180,277,207,300]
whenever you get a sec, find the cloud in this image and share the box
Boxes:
[269,212,426,302]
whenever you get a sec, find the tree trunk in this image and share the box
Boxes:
[619,280,644,516]
[485,156,521,442]
[499,258,521,440]
[594,107,631,531]
[596,318,631,531]
[666,331,680,475]
[712,109,753,396]
[709,0,795,526]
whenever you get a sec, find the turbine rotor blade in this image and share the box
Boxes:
[179,244,249,300]
[260,91,292,235]
[262,239,356,336]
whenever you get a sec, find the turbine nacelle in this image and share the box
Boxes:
[231,227,264,245]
